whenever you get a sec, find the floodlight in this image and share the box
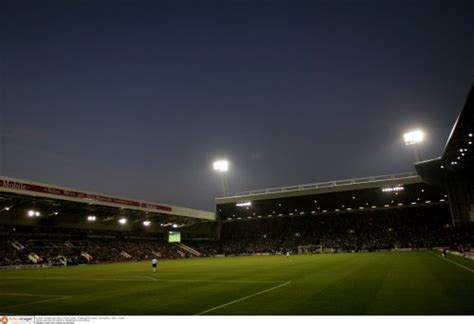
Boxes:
[382,186,404,192]
[172,223,178,228]
[87,215,96,222]
[404,130,424,146]
[213,160,229,172]
[27,210,35,217]
[118,218,127,224]
[143,220,151,226]
[35,211,40,217]
[5,207,10,211]
[236,201,251,207]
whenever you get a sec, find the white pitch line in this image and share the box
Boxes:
[0,292,67,297]
[196,281,291,315]
[1,276,286,284]
[139,279,287,284]
[430,251,474,273]
[137,276,158,281]
[0,295,71,310]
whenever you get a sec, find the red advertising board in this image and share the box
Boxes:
[0,179,172,212]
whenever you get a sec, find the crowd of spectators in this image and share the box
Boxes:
[1,206,472,266]
[0,237,187,267]
[211,207,473,255]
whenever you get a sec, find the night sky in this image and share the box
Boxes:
[1,0,473,211]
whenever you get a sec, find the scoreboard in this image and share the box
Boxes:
[168,231,181,243]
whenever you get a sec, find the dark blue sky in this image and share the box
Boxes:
[1,0,473,210]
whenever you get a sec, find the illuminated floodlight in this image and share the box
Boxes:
[236,201,251,207]
[87,215,96,222]
[404,130,424,146]
[172,223,178,228]
[382,186,404,192]
[213,160,229,172]
[35,211,40,217]
[4,207,10,211]
[143,220,151,227]
[118,218,127,225]
[27,210,35,217]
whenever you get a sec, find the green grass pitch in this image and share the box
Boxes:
[0,251,473,315]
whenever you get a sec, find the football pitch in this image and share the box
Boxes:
[0,251,473,315]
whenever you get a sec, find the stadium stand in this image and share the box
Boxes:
[1,203,472,267]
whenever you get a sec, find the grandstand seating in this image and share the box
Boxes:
[1,205,472,267]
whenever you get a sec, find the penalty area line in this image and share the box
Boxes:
[430,251,474,273]
[196,281,291,315]
[0,295,71,311]
[133,276,287,284]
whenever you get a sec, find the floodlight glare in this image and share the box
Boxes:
[118,218,127,225]
[27,210,35,217]
[172,224,178,228]
[87,215,96,222]
[404,130,424,146]
[143,220,151,226]
[213,160,229,172]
